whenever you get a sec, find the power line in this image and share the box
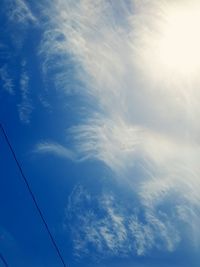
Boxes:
[0,124,67,267]
[0,252,9,267]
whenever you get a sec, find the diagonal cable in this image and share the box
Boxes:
[0,252,9,267]
[0,124,67,267]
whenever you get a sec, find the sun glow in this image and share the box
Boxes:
[158,2,200,76]
[136,1,200,81]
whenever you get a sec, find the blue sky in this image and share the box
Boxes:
[1,0,200,266]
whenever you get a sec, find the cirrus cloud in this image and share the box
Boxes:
[37,0,200,257]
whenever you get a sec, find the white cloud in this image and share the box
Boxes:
[65,186,181,259]
[0,65,14,95]
[35,142,75,161]
[40,0,200,170]
[40,0,200,255]
[17,61,33,123]
[70,117,143,173]
[7,0,37,25]
[38,94,51,109]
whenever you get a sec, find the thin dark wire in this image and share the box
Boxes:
[0,124,67,267]
[0,252,9,267]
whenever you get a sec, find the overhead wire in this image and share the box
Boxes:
[0,124,67,267]
[0,252,9,267]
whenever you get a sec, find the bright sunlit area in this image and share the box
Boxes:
[159,1,200,76]
[135,0,200,83]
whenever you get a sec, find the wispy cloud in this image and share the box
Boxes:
[65,185,180,259]
[40,0,200,255]
[7,0,37,25]
[18,60,33,124]
[34,142,75,161]
[38,94,51,109]
[0,65,14,95]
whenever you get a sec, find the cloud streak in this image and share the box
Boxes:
[35,141,75,161]
[7,0,37,25]
[66,185,181,259]
[18,62,33,124]
[0,65,14,95]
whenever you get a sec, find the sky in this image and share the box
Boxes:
[1,0,200,266]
